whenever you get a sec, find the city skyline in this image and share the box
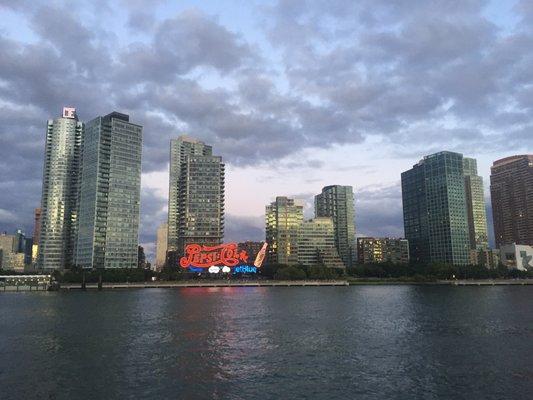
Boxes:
[1,1,532,262]
[2,105,530,264]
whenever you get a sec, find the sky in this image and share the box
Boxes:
[0,0,532,262]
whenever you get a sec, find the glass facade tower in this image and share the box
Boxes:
[401,151,470,265]
[463,157,488,249]
[265,197,304,265]
[38,108,83,270]
[314,185,356,267]
[75,112,142,269]
[167,136,225,258]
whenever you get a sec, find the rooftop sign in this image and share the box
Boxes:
[62,107,76,119]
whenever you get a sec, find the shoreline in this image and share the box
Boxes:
[57,278,533,290]
[3,279,533,292]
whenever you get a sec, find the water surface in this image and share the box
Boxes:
[0,286,532,399]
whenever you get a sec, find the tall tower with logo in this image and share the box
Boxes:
[38,107,83,270]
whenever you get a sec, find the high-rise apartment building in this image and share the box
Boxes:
[76,112,142,269]
[490,155,533,248]
[167,136,225,258]
[265,197,304,265]
[356,237,410,264]
[155,223,168,270]
[401,151,470,265]
[315,185,356,267]
[463,157,488,249]
[38,107,83,270]
[298,218,344,269]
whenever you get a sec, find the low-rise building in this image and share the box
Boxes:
[469,248,500,269]
[357,237,410,264]
[499,244,533,271]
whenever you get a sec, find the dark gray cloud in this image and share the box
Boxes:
[118,9,256,82]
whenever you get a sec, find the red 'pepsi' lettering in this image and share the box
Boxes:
[180,243,249,268]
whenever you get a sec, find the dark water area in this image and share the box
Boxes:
[0,286,532,400]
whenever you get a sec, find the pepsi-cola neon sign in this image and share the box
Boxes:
[180,242,268,274]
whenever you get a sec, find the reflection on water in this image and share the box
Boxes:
[0,286,532,400]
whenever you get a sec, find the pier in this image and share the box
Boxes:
[0,275,52,291]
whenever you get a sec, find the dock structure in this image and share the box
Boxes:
[0,275,52,291]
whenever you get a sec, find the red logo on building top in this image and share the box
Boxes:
[180,243,249,268]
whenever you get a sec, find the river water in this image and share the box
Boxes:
[0,286,532,399]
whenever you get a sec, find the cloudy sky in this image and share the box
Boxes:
[1,0,532,261]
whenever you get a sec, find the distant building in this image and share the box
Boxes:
[402,151,470,265]
[165,250,180,269]
[38,108,83,270]
[155,223,168,270]
[138,246,147,269]
[469,248,500,269]
[315,185,356,267]
[76,112,142,269]
[490,155,533,248]
[167,136,224,257]
[298,218,344,269]
[24,237,33,266]
[14,230,26,254]
[463,158,489,249]
[32,208,42,262]
[499,244,533,271]
[0,233,24,271]
[0,233,15,269]
[357,237,410,264]
[33,208,42,244]
[265,197,304,265]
